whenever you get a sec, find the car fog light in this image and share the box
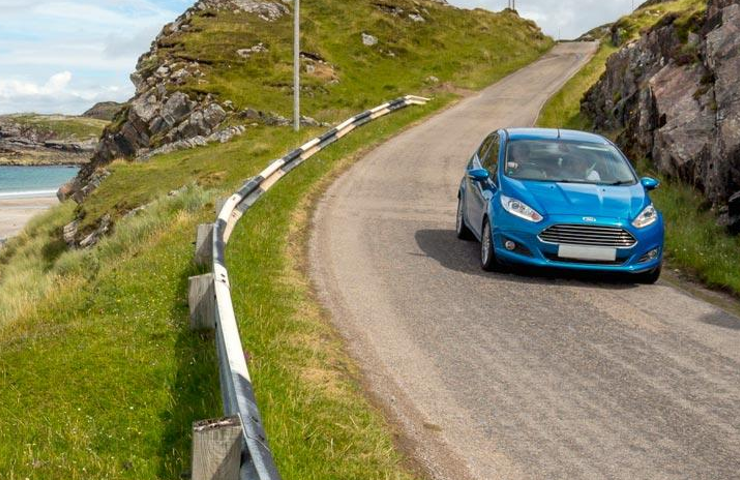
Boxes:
[639,248,659,263]
[504,240,516,251]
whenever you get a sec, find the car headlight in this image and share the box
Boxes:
[632,204,658,228]
[500,194,543,223]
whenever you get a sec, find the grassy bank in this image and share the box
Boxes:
[0,101,441,480]
[0,1,552,478]
[536,0,740,296]
[638,161,740,295]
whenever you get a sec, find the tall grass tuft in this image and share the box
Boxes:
[0,185,216,327]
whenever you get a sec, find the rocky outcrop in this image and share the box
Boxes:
[0,116,99,165]
[583,0,740,232]
[66,0,289,203]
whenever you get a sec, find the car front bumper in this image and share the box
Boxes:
[491,213,664,274]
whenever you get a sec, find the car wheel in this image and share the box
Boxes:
[635,263,662,284]
[480,220,501,272]
[456,196,474,240]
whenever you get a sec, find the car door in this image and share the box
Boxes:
[468,133,500,235]
[465,134,495,236]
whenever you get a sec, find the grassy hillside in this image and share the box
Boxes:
[537,0,740,296]
[0,1,552,478]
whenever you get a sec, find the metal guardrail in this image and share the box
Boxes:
[201,95,429,479]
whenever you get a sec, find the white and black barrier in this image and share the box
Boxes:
[188,95,429,480]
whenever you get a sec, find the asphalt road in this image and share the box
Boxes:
[309,43,740,480]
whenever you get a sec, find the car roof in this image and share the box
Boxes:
[502,128,610,145]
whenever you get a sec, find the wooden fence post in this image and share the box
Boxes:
[188,274,215,331]
[192,416,243,480]
[195,224,214,267]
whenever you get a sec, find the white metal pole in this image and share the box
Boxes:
[293,0,300,132]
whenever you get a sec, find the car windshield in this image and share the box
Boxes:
[505,139,637,185]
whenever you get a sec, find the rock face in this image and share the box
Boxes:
[67,0,287,203]
[583,0,740,232]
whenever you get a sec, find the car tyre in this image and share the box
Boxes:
[480,220,502,272]
[635,263,662,284]
[456,195,474,241]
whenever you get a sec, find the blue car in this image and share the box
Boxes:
[456,128,664,283]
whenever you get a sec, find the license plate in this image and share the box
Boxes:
[558,244,617,261]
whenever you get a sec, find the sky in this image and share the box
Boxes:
[0,0,638,115]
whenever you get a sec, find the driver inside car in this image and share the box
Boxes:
[566,155,601,182]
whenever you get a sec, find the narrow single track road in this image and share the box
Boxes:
[310,42,740,480]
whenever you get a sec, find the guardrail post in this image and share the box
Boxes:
[195,224,214,267]
[188,274,215,331]
[191,416,243,480]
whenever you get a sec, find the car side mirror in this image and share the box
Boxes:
[641,177,660,191]
[468,168,490,182]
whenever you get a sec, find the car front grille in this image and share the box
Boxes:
[538,224,637,248]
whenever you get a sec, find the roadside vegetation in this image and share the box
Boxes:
[537,0,740,297]
[0,1,552,478]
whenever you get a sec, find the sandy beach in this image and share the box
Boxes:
[0,195,59,242]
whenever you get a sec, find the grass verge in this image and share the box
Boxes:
[637,161,740,295]
[1,95,475,479]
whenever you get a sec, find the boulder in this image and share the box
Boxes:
[161,92,195,127]
[79,214,111,249]
[62,220,79,246]
[362,33,378,46]
[237,42,268,58]
[57,181,75,202]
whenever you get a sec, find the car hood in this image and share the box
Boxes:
[503,178,648,220]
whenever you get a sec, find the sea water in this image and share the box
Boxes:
[0,166,79,199]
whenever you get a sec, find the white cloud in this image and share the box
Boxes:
[0,0,186,115]
[0,71,71,98]
[0,71,132,115]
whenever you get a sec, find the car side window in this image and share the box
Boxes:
[481,134,500,184]
[476,135,495,165]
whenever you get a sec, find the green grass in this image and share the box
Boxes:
[536,0,740,296]
[638,161,740,295]
[610,0,706,45]
[0,1,553,478]
[1,114,108,141]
